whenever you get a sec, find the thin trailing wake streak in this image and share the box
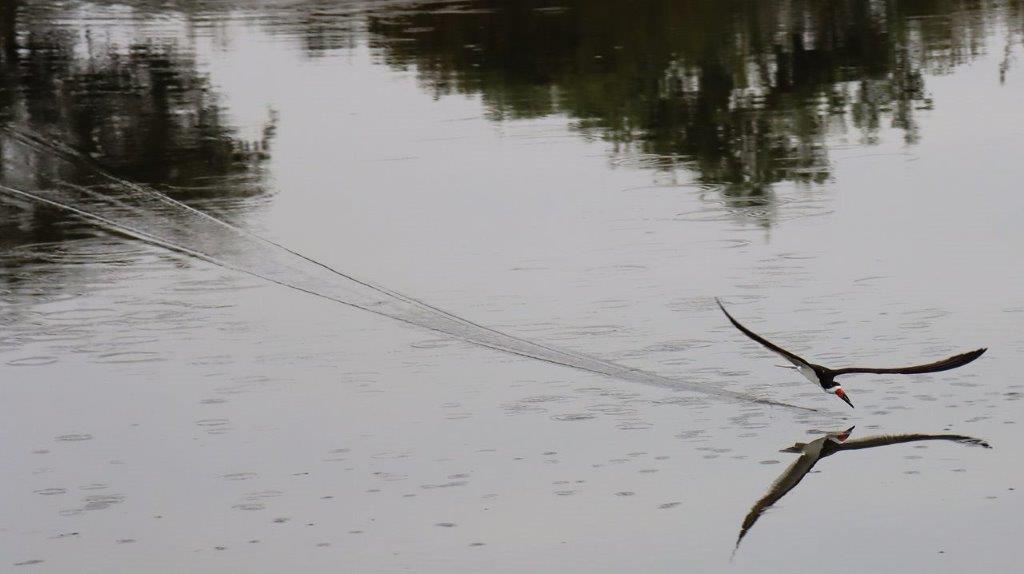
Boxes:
[0,126,811,411]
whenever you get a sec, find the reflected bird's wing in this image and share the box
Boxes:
[736,445,824,549]
[832,348,986,376]
[834,433,991,451]
[737,431,990,553]
[716,299,813,370]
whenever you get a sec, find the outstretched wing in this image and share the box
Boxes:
[737,431,991,552]
[716,298,812,369]
[737,447,822,549]
[835,433,991,451]
[832,348,986,376]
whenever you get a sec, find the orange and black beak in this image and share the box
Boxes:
[835,388,854,408]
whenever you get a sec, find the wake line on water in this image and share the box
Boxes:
[0,126,813,411]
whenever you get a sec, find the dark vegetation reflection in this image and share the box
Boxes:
[0,0,274,246]
[0,0,1021,276]
[736,426,991,551]
[0,0,275,303]
[366,0,1022,224]
[0,0,1020,241]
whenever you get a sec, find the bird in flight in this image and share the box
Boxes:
[715,298,986,408]
[735,426,990,550]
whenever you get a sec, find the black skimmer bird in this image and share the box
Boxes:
[735,426,990,550]
[715,299,986,408]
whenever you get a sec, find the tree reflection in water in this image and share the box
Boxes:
[0,0,1020,251]
[0,0,275,248]
[365,0,1021,223]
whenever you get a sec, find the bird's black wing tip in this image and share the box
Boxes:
[714,297,730,315]
[963,347,987,362]
[734,531,747,553]
[962,436,992,449]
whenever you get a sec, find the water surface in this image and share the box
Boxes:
[1,1,1022,572]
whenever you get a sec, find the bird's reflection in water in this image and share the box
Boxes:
[736,427,991,551]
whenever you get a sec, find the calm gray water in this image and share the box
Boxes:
[1,1,1022,572]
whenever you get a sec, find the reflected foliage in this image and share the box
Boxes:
[365,0,1021,205]
[0,0,1019,250]
[0,0,278,305]
[0,0,275,251]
